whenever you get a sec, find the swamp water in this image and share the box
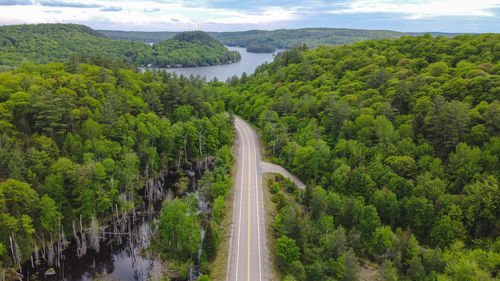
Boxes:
[21,159,214,281]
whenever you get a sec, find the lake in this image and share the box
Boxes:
[142,47,278,81]
[21,47,276,281]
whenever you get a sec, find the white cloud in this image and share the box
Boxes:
[0,0,301,30]
[206,6,298,25]
[329,0,500,19]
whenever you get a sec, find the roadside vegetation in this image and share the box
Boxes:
[0,57,234,278]
[216,33,500,280]
[149,145,233,280]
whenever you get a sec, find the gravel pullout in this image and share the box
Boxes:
[260,162,305,189]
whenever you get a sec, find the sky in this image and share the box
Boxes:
[0,0,499,33]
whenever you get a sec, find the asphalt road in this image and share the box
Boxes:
[226,117,269,281]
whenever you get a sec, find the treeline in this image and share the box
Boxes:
[216,33,500,280]
[0,24,239,69]
[98,30,175,43]
[0,59,234,271]
[100,28,462,54]
[246,42,277,53]
[212,28,408,51]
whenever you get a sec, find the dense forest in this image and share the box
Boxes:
[100,28,410,53]
[101,28,464,54]
[0,24,153,70]
[0,24,239,69]
[213,29,464,51]
[0,56,234,279]
[212,28,407,51]
[97,30,176,43]
[246,42,278,53]
[1,21,499,281]
[152,31,241,67]
[216,33,500,280]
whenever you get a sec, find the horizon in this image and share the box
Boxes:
[0,0,499,33]
[0,22,487,35]
[93,26,475,34]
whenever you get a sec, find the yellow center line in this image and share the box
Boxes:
[246,125,251,281]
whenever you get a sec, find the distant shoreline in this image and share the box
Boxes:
[140,57,241,69]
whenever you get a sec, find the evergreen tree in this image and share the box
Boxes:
[202,221,217,261]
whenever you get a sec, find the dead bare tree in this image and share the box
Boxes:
[198,128,205,157]
[184,131,188,164]
[34,242,39,266]
[47,235,54,266]
[149,258,163,281]
[89,215,100,252]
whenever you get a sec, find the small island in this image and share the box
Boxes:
[246,42,277,53]
[152,31,241,67]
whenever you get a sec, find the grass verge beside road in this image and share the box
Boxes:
[208,136,238,280]
[262,173,283,281]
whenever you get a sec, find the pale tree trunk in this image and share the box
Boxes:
[198,130,205,157]
[184,132,188,164]
[89,215,100,252]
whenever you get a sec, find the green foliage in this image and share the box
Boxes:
[2,23,499,280]
[461,175,499,239]
[97,30,175,42]
[197,275,212,281]
[246,43,277,53]
[158,198,201,261]
[379,260,398,281]
[438,241,500,281]
[0,179,37,218]
[212,28,410,51]
[39,195,62,233]
[211,195,225,225]
[101,28,415,52]
[0,59,234,267]
[342,248,359,281]
[101,28,465,55]
[0,23,150,67]
[152,31,241,67]
[372,226,397,257]
[215,33,500,280]
[0,24,240,68]
[202,221,217,262]
[277,235,301,268]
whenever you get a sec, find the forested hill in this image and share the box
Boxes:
[214,29,464,51]
[217,33,500,280]
[0,24,239,69]
[152,31,241,67]
[98,29,176,43]
[0,23,152,69]
[100,28,464,53]
[212,28,408,51]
